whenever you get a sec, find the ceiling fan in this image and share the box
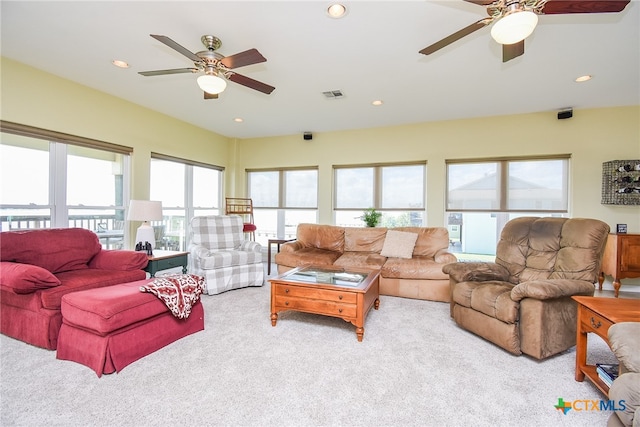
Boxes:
[419,0,630,62]
[139,34,275,99]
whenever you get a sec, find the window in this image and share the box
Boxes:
[1,121,130,249]
[248,168,318,245]
[150,154,223,251]
[446,155,570,259]
[334,162,426,227]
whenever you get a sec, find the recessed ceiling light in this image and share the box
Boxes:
[575,75,592,83]
[233,117,244,123]
[327,3,347,18]
[372,100,383,106]
[112,59,130,69]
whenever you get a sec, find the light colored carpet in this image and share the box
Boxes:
[1,281,617,427]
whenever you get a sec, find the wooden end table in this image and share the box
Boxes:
[145,250,189,277]
[573,296,640,395]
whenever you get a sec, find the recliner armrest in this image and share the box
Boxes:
[609,323,640,374]
[510,279,595,302]
[442,262,510,283]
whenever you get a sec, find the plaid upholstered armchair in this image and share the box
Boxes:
[188,215,264,295]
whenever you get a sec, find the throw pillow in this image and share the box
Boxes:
[0,262,61,294]
[380,230,419,259]
[140,274,205,319]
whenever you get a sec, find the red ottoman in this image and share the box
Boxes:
[56,279,204,377]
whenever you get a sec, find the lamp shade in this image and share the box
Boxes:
[127,200,163,221]
[128,200,163,249]
[490,10,538,45]
[197,74,227,95]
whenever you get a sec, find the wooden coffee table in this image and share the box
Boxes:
[573,296,640,395]
[269,266,380,342]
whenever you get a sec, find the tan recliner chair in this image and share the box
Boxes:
[443,217,610,360]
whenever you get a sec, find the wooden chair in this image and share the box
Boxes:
[225,197,257,241]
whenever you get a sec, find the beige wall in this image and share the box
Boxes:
[0,58,232,200]
[2,57,639,235]
[239,107,640,232]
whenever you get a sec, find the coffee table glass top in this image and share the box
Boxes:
[281,267,367,287]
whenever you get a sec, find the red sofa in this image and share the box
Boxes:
[0,228,148,350]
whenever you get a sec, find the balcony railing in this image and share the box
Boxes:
[0,214,184,251]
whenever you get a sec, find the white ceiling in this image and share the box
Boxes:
[2,1,639,139]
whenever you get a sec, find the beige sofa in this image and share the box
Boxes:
[274,223,457,302]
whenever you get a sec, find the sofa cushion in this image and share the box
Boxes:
[190,215,244,250]
[382,257,450,280]
[453,280,518,324]
[0,262,61,294]
[296,223,345,253]
[396,227,450,258]
[380,230,418,259]
[41,269,147,310]
[197,249,262,269]
[88,250,148,271]
[0,228,101,273]
[344,227,387,252]
[334,252,387,270]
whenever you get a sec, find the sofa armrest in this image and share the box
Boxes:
[442,262,510,283]
[239,241,262,252]
[190,244,211,259]
[434,249,457,264]
[279,240,304,253]
[510,279,595,302]
[88,250,148,271]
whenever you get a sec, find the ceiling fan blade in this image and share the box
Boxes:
[204,92,219,100]
[464,0,496,5]
[220,48,267,69]
[138,68,200,77]
[419,18,492,55]
[150,34,202,63]
[540,0,629,14]
[503,41,524,62]
[138,68,199,77]
[228,73,275,94]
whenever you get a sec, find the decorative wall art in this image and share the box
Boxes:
[601,160,640,205]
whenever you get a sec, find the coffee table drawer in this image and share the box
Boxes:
[274,284,357,304]
[580,306,614,340]
[277,296,357,318]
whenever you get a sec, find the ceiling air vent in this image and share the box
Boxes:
[322,90,344,99]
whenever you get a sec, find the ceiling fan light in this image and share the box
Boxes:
[491,10,538,45]
[197,74,227,94]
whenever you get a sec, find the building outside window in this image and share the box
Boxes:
[446,155,570,259]
[150,154,223,251]
[334,162,426,227]
[248,167,318,246]
[1,123,130,249]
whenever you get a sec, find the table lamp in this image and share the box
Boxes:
[127,200,163,249]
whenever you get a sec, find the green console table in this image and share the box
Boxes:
[145,250,189,277]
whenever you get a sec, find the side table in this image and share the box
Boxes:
[598,233,640,297]
[267,238,294,275]
[572,296,640,395]
[145,250,189,277]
